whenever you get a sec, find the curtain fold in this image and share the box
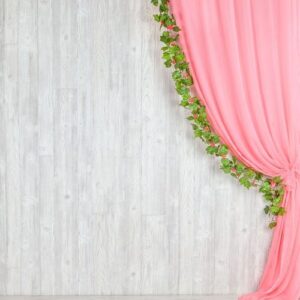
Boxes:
[170,0,300,299]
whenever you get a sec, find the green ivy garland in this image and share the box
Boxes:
[151,0,286,228]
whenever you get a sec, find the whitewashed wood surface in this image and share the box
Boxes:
[0,296,237,300]
[0,0,272,296]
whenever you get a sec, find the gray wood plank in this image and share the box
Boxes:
[88,0,110,295]
[52,0,79,294]
[4,0,22,295]
[18,0,40,294]
[76,0,94,295]
[0,0,7,295]
[37,0,55,294]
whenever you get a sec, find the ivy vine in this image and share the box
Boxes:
[151,0,286,228]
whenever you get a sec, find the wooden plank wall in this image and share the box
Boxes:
[0,0,272,296]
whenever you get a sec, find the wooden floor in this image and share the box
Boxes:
[0,296,237,300]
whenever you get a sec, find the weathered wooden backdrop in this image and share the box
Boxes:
[0,0,273,296]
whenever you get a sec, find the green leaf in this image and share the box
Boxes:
[211,135,220,143]
[220,158,231,174]
[245,169,256,178]
[180,99,189,107]
[206,145,217,155]
[278,207,286,216]
[164,60,172,68]
[273,196,282,205]
[259,181,271,193]
[177,62,189,70]
[239,177,251,189]
[264,206,270,214]
[175,53,185,62]
[218,145,228,156]
[162,52,171,60]
[270,206,279,213]
[221,158,231,167]
[183,78,193,86]
[172,70,181,80]
[272,176,282,184]
[159,4,168,12]
[236,163,245,173]
[153,14,160,21]
[177,87,189,95]
[255,172,263,180]
[269,221,277,229]
[194,129,202,138]
[263,192,273,201]
[221,166,231,174]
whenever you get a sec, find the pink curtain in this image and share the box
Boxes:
[170,0,300,299]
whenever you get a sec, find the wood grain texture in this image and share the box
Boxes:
[0,296,237,300]
[0,0,272,296]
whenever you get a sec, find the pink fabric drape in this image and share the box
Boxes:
[170,0,300,299]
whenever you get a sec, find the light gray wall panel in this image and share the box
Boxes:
[0,0,272,295]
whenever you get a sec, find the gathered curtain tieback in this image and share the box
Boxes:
[282,159,300,191]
